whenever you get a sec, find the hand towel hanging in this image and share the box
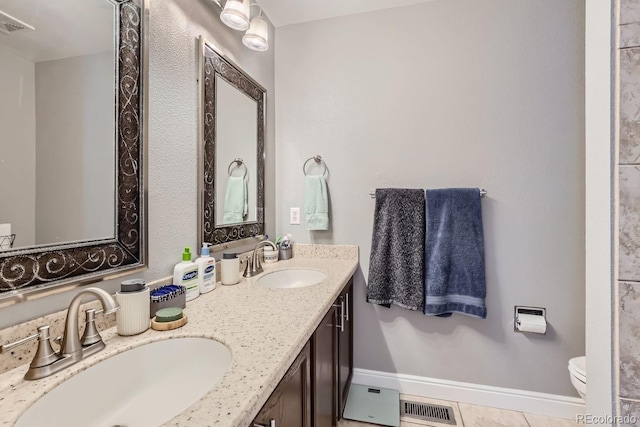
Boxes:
[367,188,425,311]
[305,175,329,230]
[222,176,247,224]
[423,188,487,318]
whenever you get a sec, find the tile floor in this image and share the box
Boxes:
[338,394,580,427]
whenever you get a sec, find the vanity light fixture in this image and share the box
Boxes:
[217,0,269,51]
[242,6,269,51]
[220,0,250,31]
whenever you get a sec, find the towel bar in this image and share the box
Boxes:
[369,188,487,198]
[303,155,328,176]
[228,158,248,178]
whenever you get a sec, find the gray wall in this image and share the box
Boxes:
[0,43,36,248]
[35,52,115,245]
[1,0,276,328]
[215,76,258,225]
[275,0,585,396]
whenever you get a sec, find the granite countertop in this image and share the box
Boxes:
[0,245,358,426]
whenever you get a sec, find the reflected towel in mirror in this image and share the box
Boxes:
[222,176,248,224]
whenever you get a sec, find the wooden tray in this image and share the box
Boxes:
[151,315,188,331]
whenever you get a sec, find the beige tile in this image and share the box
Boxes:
[619,167,640,279]
[339,420,375,427]
[619,50,640,164]
[621,0,640,25]
[458,403,528,427]
[339,419,455,427]
[619,399,640,427]
[399,394,463,427]
[619,282,640,399]
[524,412,579,427]
[621,23,640,48]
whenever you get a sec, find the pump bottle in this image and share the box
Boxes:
[173,247,199,301]
[196,243,216,294]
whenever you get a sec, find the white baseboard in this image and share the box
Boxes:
[351,368,585,420]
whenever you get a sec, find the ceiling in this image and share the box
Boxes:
[0,0,113,62]
[258,0,434,27]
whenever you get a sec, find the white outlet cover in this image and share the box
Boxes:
[290,207,301,225]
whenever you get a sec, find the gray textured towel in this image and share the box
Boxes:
[367,188,425,311]
[424,188,486,318]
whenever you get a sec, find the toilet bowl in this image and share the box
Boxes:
[568,356,586,399]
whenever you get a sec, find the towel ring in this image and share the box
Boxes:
[303,155,327,177]
[228,158,247,178]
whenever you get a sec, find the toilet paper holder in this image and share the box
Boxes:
[514,306,547,334]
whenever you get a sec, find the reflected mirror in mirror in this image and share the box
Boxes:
[0,0,116,251]
[199,36,265,248]
[0,0,146,299]
[215,75,257,226]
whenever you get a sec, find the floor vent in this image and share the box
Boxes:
[400,400,456,425]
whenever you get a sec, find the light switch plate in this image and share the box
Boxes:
[290,207,300,225]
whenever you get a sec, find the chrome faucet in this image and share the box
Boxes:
[243,240,278,278]
[60,288,119,359]
[0,287,119,380]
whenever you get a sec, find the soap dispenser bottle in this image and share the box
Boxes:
[196,243,216,294]
[220,252,240,285]
[173,247,199,302]
[115,279,150,336]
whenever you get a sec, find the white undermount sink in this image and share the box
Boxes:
[16,337,232,427]
[257,268,327,289]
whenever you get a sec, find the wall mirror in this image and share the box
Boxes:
[198,36,265,248]
[0,0,147,304]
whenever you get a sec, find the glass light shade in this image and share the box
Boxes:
[242,16,269,51]
[220,0,250,31]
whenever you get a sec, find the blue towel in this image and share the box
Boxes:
[367,189,425,311]
[424,188,486,318]
[222,176,247,224]
[305,175,329,230]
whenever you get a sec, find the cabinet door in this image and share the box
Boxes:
[337,280,353,420]
[252,342,311,427]
[312,305,338,427]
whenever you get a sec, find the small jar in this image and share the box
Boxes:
[263,248,279,264]
[220,252,240,285]
[115,279,150,336]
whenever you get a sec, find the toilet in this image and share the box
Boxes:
[568,356,586,399]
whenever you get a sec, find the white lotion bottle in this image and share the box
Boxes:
[220,252,239,285]
[173,247,200,301]
[196,243,216,294]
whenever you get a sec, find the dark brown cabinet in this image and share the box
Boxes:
[250,278,354,427]
[251,342,311,427]
[312,279,354,427]
[337,281,353,419]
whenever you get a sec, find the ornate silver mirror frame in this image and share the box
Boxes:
[198,37,266,249]
[0,0,148,305]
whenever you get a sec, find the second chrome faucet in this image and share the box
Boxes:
[243,240,278,278]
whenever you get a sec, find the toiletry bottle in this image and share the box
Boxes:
[173,247,199,301]
[196,243,216,294]
[115,279,150,336]
[220,252,239,285]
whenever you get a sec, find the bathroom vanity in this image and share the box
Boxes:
[0,245,358,426]
[252,278,353,427]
